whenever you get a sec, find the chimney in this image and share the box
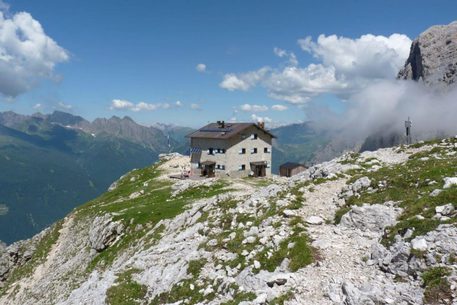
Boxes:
[258,121,265,129]
[217,120,225,128]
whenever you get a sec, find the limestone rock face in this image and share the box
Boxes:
[398,21,457,89]
[89,215,124,252]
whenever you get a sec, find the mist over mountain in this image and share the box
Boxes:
[0,111,188,244]
[279,21,457,165]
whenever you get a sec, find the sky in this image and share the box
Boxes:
[0,0,456,128]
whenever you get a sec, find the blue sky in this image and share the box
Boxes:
[0,0,456,127]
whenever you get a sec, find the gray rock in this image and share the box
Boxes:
[89,214,124,252]
[430,189,442,197]
[411,238,427,252]
[328,280,423,305]
[444,177,457,189]
[340,204,400,232]
[306,216,324,225]
[435,203,455,216]
[351,177,371,192]
[398,21,457,90]
[374,225,457,279]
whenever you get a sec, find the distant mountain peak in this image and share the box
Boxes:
[47,111,87,126]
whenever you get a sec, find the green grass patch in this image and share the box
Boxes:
[269,290,294,305]
[106,269,147,305]
[422,267,452,305]
[220,284,256,305]
[334,206,351,224]
[254,217,314,273]
[187,259,207,277]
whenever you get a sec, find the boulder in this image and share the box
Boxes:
[351,177,371,192]
[411,238,427,252]
[435,203,455,216]
[306,216,324,225]
[340,204,400,232]
[443,177,457,189]
[429,189,442,197]
[89,214,124,252]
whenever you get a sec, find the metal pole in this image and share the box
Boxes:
[405,117,412,145]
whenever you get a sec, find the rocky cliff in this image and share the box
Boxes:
[398,21,457,89]
[1,137,456,305]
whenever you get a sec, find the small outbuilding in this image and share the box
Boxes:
[279,162,307,177]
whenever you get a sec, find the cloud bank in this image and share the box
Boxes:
[110,99,182,112]
[220,33,411,104]
[337,80,457,142]
[0,4,69,97]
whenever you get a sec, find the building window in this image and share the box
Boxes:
[208,148,214,155]
[266,162,271,168]
[239,164,246,171]
[251,133,258,140]
[251,148,257,154]
[264,147,270,153]
[217,164,225,170]
[239,148,246,154]
[219,148,226,154]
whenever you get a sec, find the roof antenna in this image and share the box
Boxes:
[405,116,412,145]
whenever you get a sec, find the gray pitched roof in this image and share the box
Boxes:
[280,162,306,169]
[186,122,275,140]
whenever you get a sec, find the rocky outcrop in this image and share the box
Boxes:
[0,229,49,286]
[398,21,457,90]
[372,225,457,278]
[327,280,423,305]
[340,203,401,232]
[88,215,124,252]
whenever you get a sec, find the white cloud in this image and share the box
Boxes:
[220,33,411,104]
[0,5,69,97]
[239,103,268,112]
[273,47,287,57]
[219,67,270,91]
[196,63,206,73]
[273,47,298,66]
[110,99,182,112]
[298,33,411,79]
[110,99,134,110]
[33,103,42,110]
[271,104,288,111]
[190,103,202,110]
[58,102,72,110]
[251,114,272,123]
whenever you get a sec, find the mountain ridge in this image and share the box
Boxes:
[1,137,456,304]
